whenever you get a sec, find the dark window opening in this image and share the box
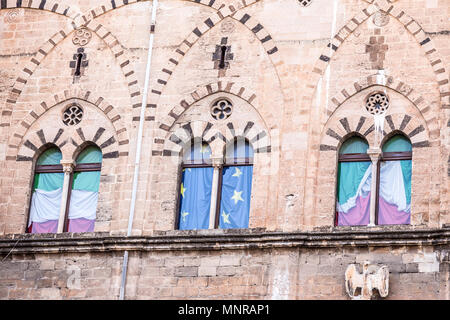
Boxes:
[219,46,227,69]
[74,53,83,77]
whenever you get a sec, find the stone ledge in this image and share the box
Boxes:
[0,227,449,255]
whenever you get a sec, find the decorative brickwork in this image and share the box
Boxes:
[151,81,277,159]
[144,9,281,124]
[325,74,440,140]
[5,89,129,163]
[298,0,312,7]
[308,0,449,111]
[0,21,141,131]
[365,30,388,70]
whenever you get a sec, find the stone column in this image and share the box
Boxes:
[209,157,223,229]
[367,148,381,226]
[57,160,75,233]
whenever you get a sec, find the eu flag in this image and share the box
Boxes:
[219,166,253,229]
[178,167,214,230]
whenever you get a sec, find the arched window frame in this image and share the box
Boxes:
[175,139,213,230]
[334,133,413,227]
[26,144,103,233]
[175,137,254,230]
[64,144,103,232]
[27,145,64,233]
[337,137,371,162]
[335,135,371,227]
[216,137,254,228]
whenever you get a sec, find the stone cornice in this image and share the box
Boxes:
[0,227,449,255]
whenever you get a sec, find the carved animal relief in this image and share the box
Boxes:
[345,261,389,300]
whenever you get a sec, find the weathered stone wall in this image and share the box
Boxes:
[0,229,448,300]
[0,0,449,300]
[0,0,448,234]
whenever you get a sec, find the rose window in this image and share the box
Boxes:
[63,104,83,126]
[365,92,389,115]
[210,99,233,121]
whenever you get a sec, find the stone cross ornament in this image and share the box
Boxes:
[345,261,389,300]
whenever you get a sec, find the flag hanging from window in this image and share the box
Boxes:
[336,137,371,226]
[28,148,64,234]
[67,146,102,233]
[219,166,253,229]
[336,161,372,226]
[377,160,411,225]
[178,167,214,230]
[377,135,412,225]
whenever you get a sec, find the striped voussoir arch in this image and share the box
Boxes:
[83,19,142,106]
[0,0,81,18]
[141,4,281,123]
[160,119,271,158]
[0,21,141,130]
[1,25,71,128]
[326,74,440,141]
[14,125,122,162]
[73,0,225,27]
[0,0,226,22]
[305,0,449,112]
[5,89,129,162]
[152,81,278,156]
[319,113,430,152]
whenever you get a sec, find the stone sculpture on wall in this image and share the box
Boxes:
[345,261,389,300]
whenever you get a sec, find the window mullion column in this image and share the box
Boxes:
[57,160,74,233]
[209,158,223,229]
[367,148,381,226]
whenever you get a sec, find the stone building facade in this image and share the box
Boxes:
[0,0,449,299]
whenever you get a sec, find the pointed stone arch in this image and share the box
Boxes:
[141,8,282,123]
[320,112,430,152]
[161,119,271,159]
[0,0,80,19]
[72,0,225,28]
[307,0,449,110]
[5,89,129,162]
[151,81,276,157]
[14,125,122,163]
[301,0,449,225]
[325,74,440,141]
[0,22,140,130]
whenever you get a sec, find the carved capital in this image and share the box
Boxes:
[60,160,75,174]
[367,148,381,164]
[211,157,223,168]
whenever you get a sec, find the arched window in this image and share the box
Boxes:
[176,138,254,231]
[28,147,64,234]
[177,140,213,230]
[66,146,102,232]
[377,134,412,225]
[219,138,254,229]
[336,137,372,226]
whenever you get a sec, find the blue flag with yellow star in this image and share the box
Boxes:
[178,167,213,230]
[219,166,253,229]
